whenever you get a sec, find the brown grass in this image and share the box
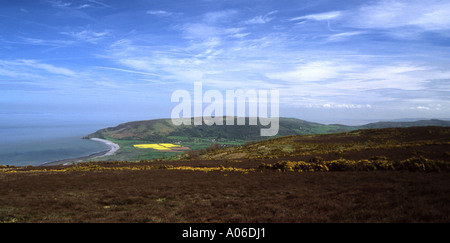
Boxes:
[1,170,449,223]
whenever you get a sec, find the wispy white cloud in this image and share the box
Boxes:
[245,16,268,25]
[230,32,250,38]
[326,31,364,42]
[181,23,217,39]
[202,9,238,23]
[18,36,74,49]
[290,11,342,22]
[0,66,42,80]
[61,29,109,44]
[19,59,77,77]
[261,57,450,110]
[180,23,247,40]
[412,106,430,110]
[177,10,245,41]
[45,0,96,21]
[94,66,160,77]
[346,0,450,31]
[0,59,77,80]
[76,4,92,9]
[266,61,358,82]
[244,10,278,24]
[322,103,372,109]
[48,0,72,8]
[410,104,443,111]
[288,1,450,39]
[51,0,109,10]
[86,0,111,8]
[146,10,172,17]
[94,80,122,88]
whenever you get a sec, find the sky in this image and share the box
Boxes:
[1,0,449,126]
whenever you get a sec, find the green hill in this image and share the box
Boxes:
[85,117,360,142]
[84,117,450,162]
[86,117,450,142]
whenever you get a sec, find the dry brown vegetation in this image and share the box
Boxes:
[1,170,449,223]
[1,126,449,223]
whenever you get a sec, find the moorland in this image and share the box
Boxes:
[1,123,449,223]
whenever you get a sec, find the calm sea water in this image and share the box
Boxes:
[0,124,111,166]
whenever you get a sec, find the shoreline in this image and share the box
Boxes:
[40,138,120,166]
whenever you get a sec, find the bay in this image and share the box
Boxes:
[0,124,111,166]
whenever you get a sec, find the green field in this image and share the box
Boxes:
[89,137,249,162]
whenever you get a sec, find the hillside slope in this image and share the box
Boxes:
[182,126,450,168]
[363,119,450,129]
[86,117,360,142]
[86,117,450,142]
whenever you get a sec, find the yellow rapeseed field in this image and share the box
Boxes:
[133,143,181,150]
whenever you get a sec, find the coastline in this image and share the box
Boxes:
[40,138,120,166]
[89,138,120,157]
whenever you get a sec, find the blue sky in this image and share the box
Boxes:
[1,0,449,125]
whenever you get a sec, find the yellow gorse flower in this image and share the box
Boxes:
[0,163,254,174]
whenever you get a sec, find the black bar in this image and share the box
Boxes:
[2,223,447,241]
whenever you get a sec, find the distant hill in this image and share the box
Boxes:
[362,119,450,129]
[86,117,450,142]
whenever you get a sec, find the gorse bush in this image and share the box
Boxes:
[259,156,450,172]
[260,161,329,172]
[0,162,253,174]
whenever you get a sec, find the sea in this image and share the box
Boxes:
[0,122,113,167]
